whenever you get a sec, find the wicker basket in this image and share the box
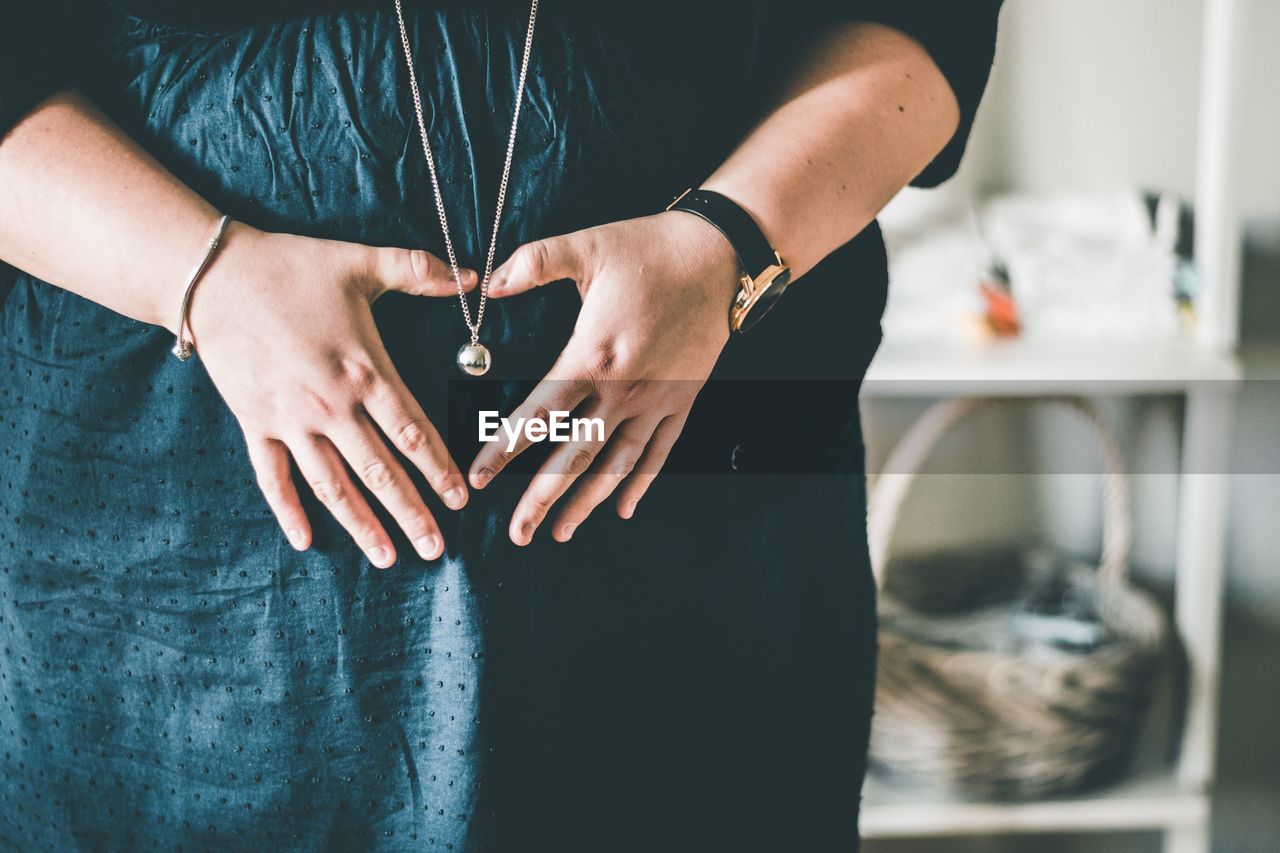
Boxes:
[866,397,1167,800]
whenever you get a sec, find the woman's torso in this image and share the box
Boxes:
[0,6,882,849]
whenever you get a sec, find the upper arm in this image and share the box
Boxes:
[844,0,1003,186]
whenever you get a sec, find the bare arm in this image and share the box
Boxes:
[703,22,961,278]
[0,92,474,566]
[0,92,223,330]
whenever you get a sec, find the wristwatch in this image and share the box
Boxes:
[666,188,792,332]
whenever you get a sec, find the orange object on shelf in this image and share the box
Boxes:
[980,267,1021,338]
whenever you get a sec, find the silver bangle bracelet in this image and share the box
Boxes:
[172,214,232,361]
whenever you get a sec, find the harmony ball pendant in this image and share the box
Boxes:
[457,342,492,376]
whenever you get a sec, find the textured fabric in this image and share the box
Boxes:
[0,7,892,851]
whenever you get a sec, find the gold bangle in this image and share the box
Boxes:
[172,214,232,361]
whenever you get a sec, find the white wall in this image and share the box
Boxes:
[936,0,1280,216]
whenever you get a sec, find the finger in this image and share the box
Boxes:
[370,244,478,298]
[469,376,592,489]
[487,233,583,297]
[615,412,687,520]
[290,433,398,569]
[508,405,614,546]
[246,435,312,551]
[363,373,469,512]
[549,417,658,542]
[328,413,447,562]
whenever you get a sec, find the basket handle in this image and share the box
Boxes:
[867,397,1132,591]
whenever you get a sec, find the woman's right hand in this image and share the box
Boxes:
[185,221,474,568]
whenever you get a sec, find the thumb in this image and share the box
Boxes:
[371,246,477,297]
[488,235,582,297]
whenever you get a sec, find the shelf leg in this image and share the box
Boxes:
[1164,821,1211,853]
[1174,387,1235,791]
[1194,0,1248,352]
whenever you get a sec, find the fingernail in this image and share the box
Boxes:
[461,269,479,288]
[367,545,394,568]
[286,528,307,550]
[414,534,441,560]
[472,468,494,488]
[621,502,636,520]
[514,521,533,546]
[560,522,577,541]
[443,487,466,510]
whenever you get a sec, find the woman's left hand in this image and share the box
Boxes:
[469,211,742,545]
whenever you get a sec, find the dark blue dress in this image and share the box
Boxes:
[0,2,998,849]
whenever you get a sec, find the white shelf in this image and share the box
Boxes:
[862,773,1210,838]
[862,336,1240,398]
[855,3,1246,850]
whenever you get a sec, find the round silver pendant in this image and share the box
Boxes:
[456,342,492,376]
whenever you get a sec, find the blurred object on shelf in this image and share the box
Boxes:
[884,548,1107,656]
[1173,260,1199,332]
[866,398,1167,801]
[1144,190,1202,333]
[980,261,1021,337]
[1013,552,1108,653]
[880,190,1195,345]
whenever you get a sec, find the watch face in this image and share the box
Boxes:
[738,268,791,332]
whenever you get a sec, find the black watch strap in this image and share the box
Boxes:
[667,189,779,276]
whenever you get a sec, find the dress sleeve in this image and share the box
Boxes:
[0,3,78,142]
[851,0,1003,187]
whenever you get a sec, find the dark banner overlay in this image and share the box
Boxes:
[438,379,1268,477]
[444,378,866,477]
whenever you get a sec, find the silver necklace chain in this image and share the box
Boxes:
[394,0,540,345]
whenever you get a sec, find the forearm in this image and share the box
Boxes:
[703,22,961,278]
[0,91,223,331]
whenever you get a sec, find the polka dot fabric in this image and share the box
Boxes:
[0,289,484,847]
[1,7,880,851]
